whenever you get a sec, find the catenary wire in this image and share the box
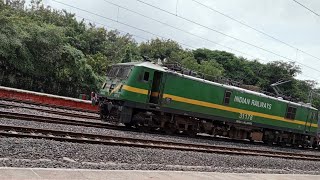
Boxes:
[80,16,318,82]
[190,0,320,63]
[51,0,319,82]
[52,0,196,49]
[292,0,320,17]
[81,15,318,81]
[136,0,320,75]
[76,15,149,41]
[100,0,318,81]
[102,0,254,58]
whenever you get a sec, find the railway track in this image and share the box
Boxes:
[0,102,99,120]
[0,102,318,153]
[0,111,120,130]
[0,124,319,161]
[0,109,318,150]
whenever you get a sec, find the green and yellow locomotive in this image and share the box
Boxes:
[92,61,320,147]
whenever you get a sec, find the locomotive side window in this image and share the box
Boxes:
[311,112,317,120]
[143,72,149,82]
[310,111,316,120]
[224,90,232,105]
[285,106,297,119]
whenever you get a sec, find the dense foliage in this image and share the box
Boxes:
[1,0,320,107]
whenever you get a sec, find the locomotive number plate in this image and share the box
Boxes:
[239,113,253,121]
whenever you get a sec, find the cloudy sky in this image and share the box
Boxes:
[27,0,320,84]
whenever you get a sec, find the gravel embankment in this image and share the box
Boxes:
[0,137,319,174]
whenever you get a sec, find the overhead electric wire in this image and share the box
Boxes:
[52,0,195,49]
[76,15,149,41]
[100,0,319,81]
[80,16,316,81]
[191,0,320,63]
[51,0,319,82]
[292,0,320,17]
[102,0,254,58]
[136,0,320,75]
[80,17,317,81]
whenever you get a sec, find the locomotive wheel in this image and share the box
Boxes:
[186,129,197,137]
[138,125,151,132]
[312,143,318,149]
[280,141,287,148]
[293,143,299,148]
[124,123,133,128]
[164,127,176,135]
[164,123,176,135]
[263,140,273,146]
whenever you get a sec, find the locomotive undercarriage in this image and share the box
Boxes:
[99,100,318,148]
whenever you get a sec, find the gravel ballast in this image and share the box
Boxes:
[1,100,319,155]
[1,117,320,156]
[0,137,320,174]
[1,100,320,174]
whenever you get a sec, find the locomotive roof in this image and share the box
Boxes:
[117,61,317,110]
[118,61,167,71]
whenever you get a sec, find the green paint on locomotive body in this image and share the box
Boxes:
[120,66,151,103]
[99,62,319,135]
[162,72,318,134]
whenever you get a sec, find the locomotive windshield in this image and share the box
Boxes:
[106,65,132,79]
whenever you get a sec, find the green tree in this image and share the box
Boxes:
[181,57,200,71]
[140,38,185,63]
[1,0,318,107]
[121,46,132,63]
[199,60,224,78]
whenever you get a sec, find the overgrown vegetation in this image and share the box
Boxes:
[1,0,320,107]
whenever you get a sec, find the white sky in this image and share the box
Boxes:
[27,0,320,85]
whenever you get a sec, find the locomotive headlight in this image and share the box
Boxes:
[163,97,172,104]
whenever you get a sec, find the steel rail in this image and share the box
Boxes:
[0,104,318,153]
[0,111,119,130]
[0,124,319,161]
[0,102,99,120]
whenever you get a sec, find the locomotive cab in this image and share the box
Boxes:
[92,62,166,123]
[99,64,133,99]
[91,63,134,121]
